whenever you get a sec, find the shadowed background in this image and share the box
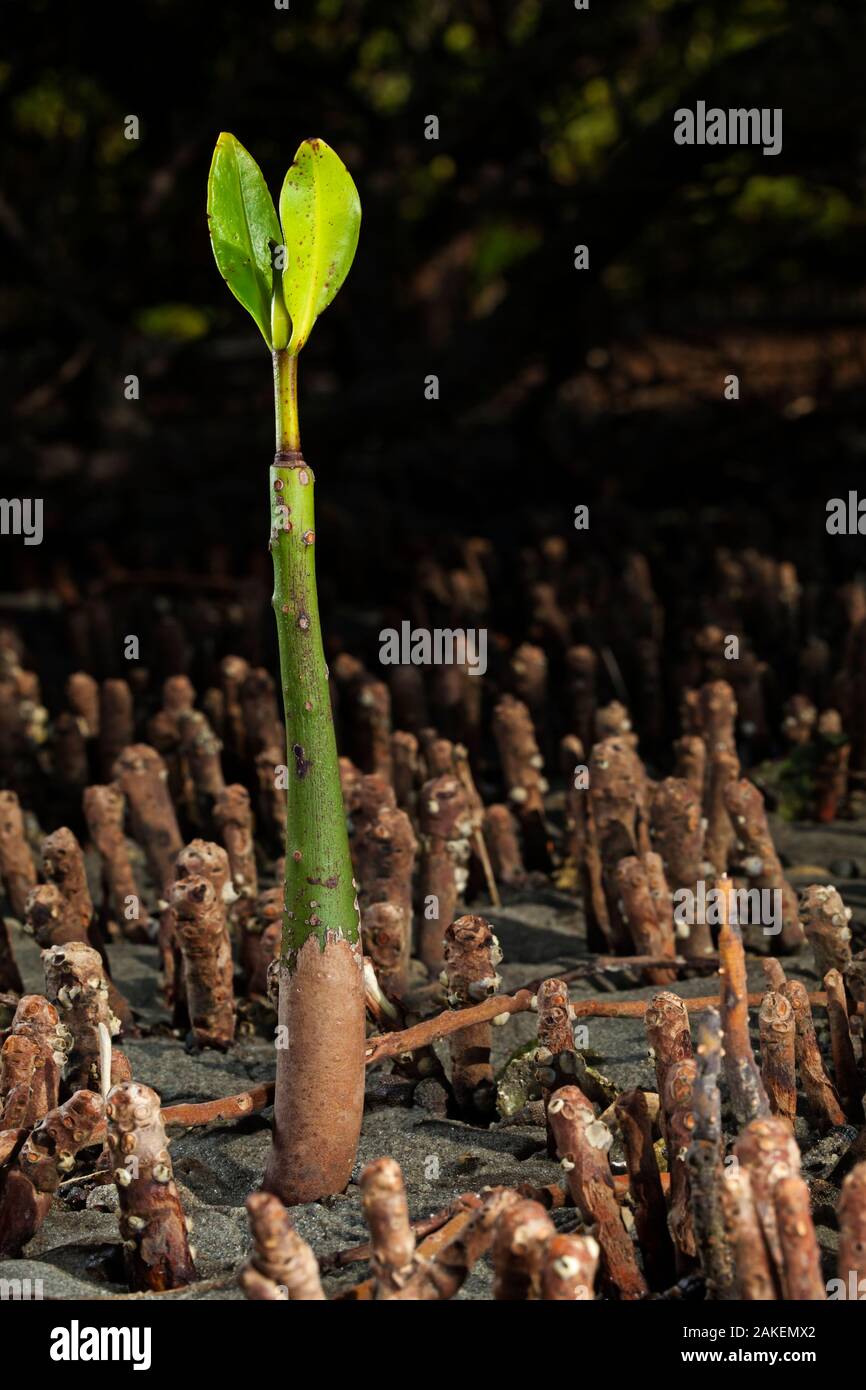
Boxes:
[3,0,866,748]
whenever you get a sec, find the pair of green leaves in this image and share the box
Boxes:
[207,133,360,354]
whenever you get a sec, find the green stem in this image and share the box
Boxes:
[273,349,300,453]
[270,349,359,964]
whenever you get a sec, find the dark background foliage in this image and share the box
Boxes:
[3,0,866,720]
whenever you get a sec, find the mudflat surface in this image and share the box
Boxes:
[2,816,863,1300]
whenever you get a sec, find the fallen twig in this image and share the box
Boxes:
[161,1082,275,1128]
[363,988,827,1065]
[364,989,534,1065]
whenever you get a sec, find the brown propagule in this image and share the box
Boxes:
[170,872,236,1049]
[782,978,846,1130]
[650,778,711,958]
[0,995,67,1128]
[686,1009,733,1297]
[717,876,770,1126]
[758,990,797,1127]
[240,1191,326,1300]
[83,783,147,942]
[441,914,501,1120]
[723,778,803,951]
[42,940,125,1093]
[417,773,473,973]
[106,1080,197,1291]
[0,1089,105,1258]
[547,1084,647,1299]
[616,1086,676,1290]
[0,789,36,922]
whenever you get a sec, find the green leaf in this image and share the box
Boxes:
[279,138,361,354]
[208,132,283,348]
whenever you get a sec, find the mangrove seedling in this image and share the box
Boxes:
[208,132,364,1203]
